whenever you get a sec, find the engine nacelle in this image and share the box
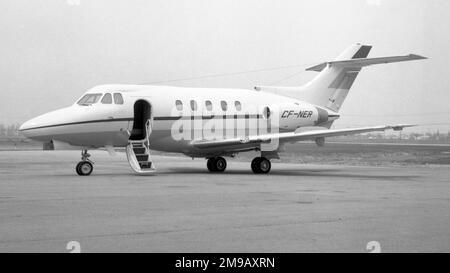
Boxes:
[276,103,329,130]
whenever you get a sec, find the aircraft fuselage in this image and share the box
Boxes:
[19,84,331,157]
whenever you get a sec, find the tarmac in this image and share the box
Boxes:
[0,150,449,252]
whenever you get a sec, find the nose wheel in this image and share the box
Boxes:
[76,150,94,176]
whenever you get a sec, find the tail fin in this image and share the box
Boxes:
[299,43,372,112]
[255,43,426,113]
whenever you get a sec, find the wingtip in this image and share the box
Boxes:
[355,42,372,47]
[408,54,428,60]
[390,124,416,131]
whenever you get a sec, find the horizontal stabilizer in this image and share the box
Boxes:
[306,54,427,72]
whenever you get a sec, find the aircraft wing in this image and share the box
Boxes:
[191,124,414,149]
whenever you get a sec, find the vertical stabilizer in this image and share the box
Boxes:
[299,43,372,112]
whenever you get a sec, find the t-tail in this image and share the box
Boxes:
[255,43,426,117]
[300,43,373,112]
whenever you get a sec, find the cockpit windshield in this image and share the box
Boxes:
[77,93,103,105]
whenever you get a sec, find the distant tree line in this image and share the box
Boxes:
[0,124,21,138]
[334,130,450,144]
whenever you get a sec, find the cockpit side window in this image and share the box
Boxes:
[101,93,112,104]
[77,93,103,105]
[113,93,124,104]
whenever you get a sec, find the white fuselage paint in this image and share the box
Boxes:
[19,84,334,157]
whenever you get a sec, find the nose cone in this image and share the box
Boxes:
[20,116,49,140]
[19,107,73,141]
[19,115,49,141]
[19,119,35,132]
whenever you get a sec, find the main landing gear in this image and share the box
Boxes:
[207,157,227,172]
[206,156,272,174]
[76,150,93,176]
[251,157,271,174]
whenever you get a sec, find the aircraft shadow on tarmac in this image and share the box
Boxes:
[49,166,420,180]
[164,167,420,180]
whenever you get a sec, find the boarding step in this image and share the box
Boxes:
[128,140,145,147]
[133,147,146,154]
[140,162,153,169]
[126,140,156,174]
[136,154,149,162]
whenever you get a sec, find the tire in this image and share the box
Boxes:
[77,161,93,176]
[207,158,216,172]
[214,157,227,172]
[259,157,271,174]
[251,157,261,174]
[251,157,271,174]
[76,162,82,176]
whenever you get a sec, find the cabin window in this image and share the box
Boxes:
[190,100,197,111]
[77,93,102,105]
[263,106,271,119]
[113,93,124,104]
[221,101,227,111]
[205,100,213,111]
[101,93,112,104]
[175,100,183,111]
[235,101,242,111]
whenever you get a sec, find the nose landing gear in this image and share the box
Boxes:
[76,150,94,176]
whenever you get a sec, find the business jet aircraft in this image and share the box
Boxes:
[19,44,426,176]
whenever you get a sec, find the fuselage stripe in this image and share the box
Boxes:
[19,118,134,131]
[20,115,263,131]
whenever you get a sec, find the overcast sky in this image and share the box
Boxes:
[0,0,449,133]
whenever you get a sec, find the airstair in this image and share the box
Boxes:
[126,120,156,174]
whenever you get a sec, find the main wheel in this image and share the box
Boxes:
[214,157,227,172]
[259,157,271,174]
[76,161,93,176]
[251,157,262,173]
[207,158,216,172]
[251,157,271,174]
